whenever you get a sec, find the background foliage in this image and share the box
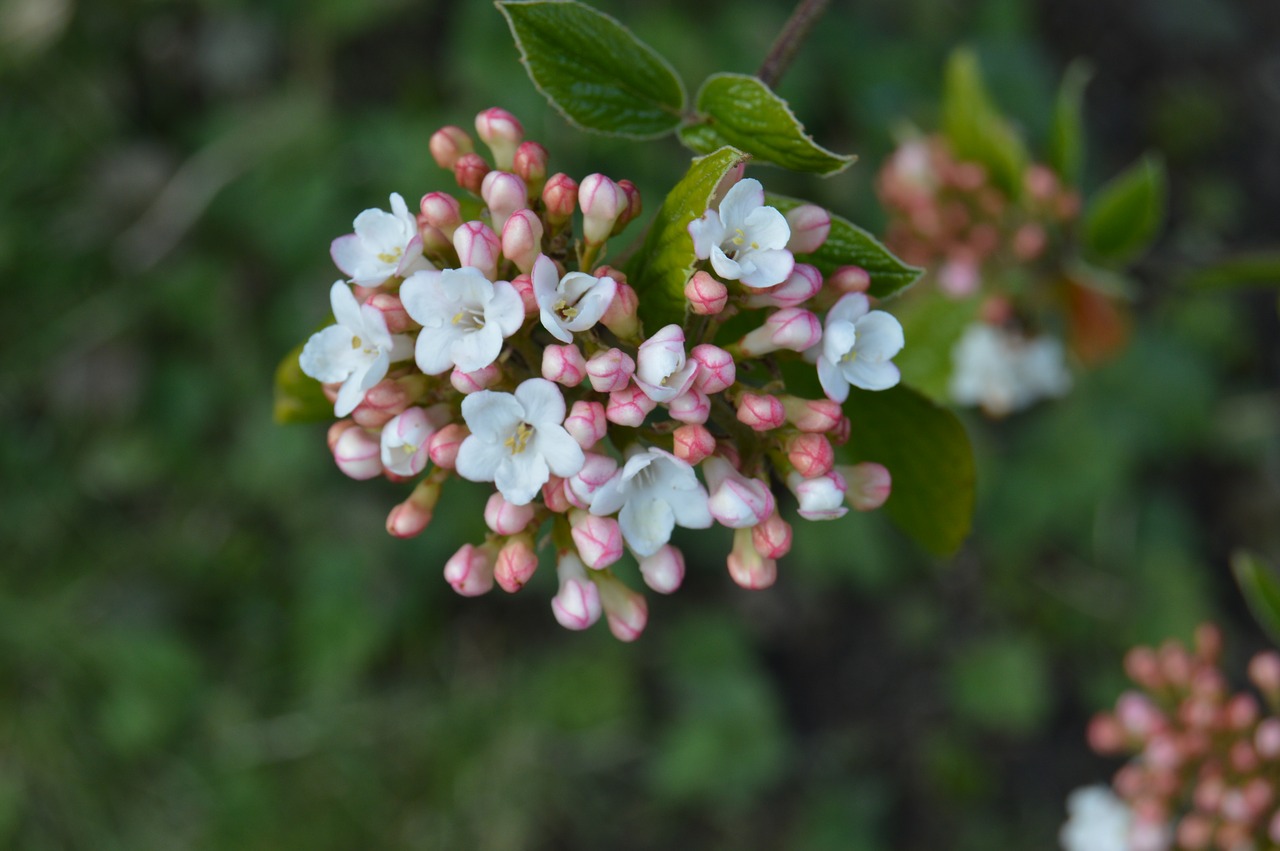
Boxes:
[3,0,1279,847]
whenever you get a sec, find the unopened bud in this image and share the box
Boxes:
[552,552,602,630]
[453,152,490,195]
[386,476,442,538]
[542,343,586,387]
[600,281,640,340]
[542,173,578,229]
[829,265,870,295]
[787,469,849,520]
[585,347,635,393]
[831,416,851,446]
[594,570,648,642]
[727,526,776,590]
[475,107,523,170]
[752,511,793,559]
[1257,718,1280,759]
[736,307,822,356]
[780,396,841,432]
[606,383,657,427]
[512,141,549,196]
[703,455,774,528]
[672,423,716,465]
[564,400,608,450]
[639,545,685,594]
[332,425,382,480]
[353,377,413,428]
[787,432,834,478]
[685,270,729,315]
[366,292,415,334]
[578,173,626,244]
[736,392,786,432]
[542,475,572,513]
[444,543,495,596]
[494,535,538,592]
[427,423,467,470]
[841,462,891,511]
[744,263,823,309]
[1086,713,1126,753]
[480,170,527,233]
[785,204,830,253]
[429,125,473,170]
[501,209,544,274]
[570,510,624,569]
[484,491,536,536]
[690,344,735,394]
[1251,651,1280,697]
[510,273,537,314]
[613,179,642,234]
[566,452,618,509]
[451,362,502,394]
[452,220,501,280]
[938,257,979,297]
[668,388,711,424]
[419,191,463,237]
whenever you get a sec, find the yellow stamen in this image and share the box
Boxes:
[731,227,746,247]
[376,247,404,264]
[503,422,535,455]
[841,349,858,364]
[452,312,464,325]
[351,336,363,349]
[554,298,578,321]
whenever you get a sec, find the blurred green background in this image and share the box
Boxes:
[4,0,1280,848]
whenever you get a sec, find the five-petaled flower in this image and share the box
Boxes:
[300,281,414,416]
[589,447,713,557]
[815,292,905,403]
[455,378,586,506]
[330,192,433,286]
[532,253,618,343]
[400,266,524,374]
[688,178,794,288]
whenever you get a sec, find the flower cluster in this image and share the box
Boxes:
[297,107,904,640]
[1064,625,1280,850]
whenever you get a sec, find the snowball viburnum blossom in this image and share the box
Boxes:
[330,192,433,285]
[815,293,905,403]
[1059,786,1133,851]
[455,378,585,506]
[688,178,794,288]
[532,253,617,343]
[300,281,414,416]
[589,447,713,557]
[400,266,524,374]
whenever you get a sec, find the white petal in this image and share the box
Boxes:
[354,208,404,248]
[665,484,713,529]
[743,205,790,250]
[827,292,870,326]
[514,377,566,425]
[539,308,574,343]
[531,254,560,308]
[494,453,549,506]
[415,325,462,374]
[334,372,366,417]
[460,390,523,441]
[450,324,503,373]
[736,248,794,288]
[817,356,850,403]
[399,270,444,326]
[455,434,508,483]
[708,244,743,281]
[299,325,360,383]
[687,211,724,260]
[588,473,628,516]
[717,178,764,229]
[329,281,363,331]
[534,426,585,478]
[854,311,905,360]
[387,334,415,363]
[389,192,411,222]
[619,497,675,558]
[487,280,526,336]
[843,358,900,391]
[822,320,858,364]
[330,235,363,279]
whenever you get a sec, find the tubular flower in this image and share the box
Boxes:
[688,178,794,288]
[532,253,618,343]
[816,293,905,402]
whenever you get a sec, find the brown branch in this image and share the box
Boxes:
[756,0,832,89]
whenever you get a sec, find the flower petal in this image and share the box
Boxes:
[329,281,363,331]
[455,434,508,483]
[300,325,360,383]
[743,205,790,251]
[488,280,526,336]
[450,323,503,373]
[534,426,585,478]
[399,270,444,326]
[827,292,870,326]
[717,178,764,229]
[494,452,549,506]
[708,244,743,281]
[514,377,566,426]
[843,358,900,392]
[736,248,794,288]
[619,497,675,558]
[460,390,524,441]
[415,325,462,374]
[817,356,850,403]
[854,311,905,360]
[687,210,723,260]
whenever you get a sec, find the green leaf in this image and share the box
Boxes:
[1082,154,1166,266]
[767,194,923,301]
[497,0,685,138]
[1185,251,1280,291]
[1047,60,1092,186]
[1232,550,1280,644]
[891,295,984,402]
[841,385,975,556]
[628,146,750,330]
[274,342,331,424]
[677,73,854,176]
[940,48,1029,198]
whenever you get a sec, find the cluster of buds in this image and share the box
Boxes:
[1063,625,1280,851]
[297,107,905,640]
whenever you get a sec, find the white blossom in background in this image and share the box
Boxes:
[815,292,905,402]
[400,266,524,375]
[1059,786,1133,851]
[949,322,1072,416]
[455,378,585,506]
[330,192,433,285]
[299,281,414,416]
[589,447,712,557]
[689,177,794,288]
[532,253,618,343]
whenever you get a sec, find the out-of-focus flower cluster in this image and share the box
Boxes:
[1063,625,1280,851]
[296,108,905,640]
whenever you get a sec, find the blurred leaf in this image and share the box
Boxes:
[678,73,855,176]
[274,342,331,424]
[892,294,983,401]
[767,195,923,300]
[941,48,1029,198]
[948,635,1051,734]
[1232,550,1280,644]
[841,385,975,556]
[1185,251,1280,290]
[1082,154,1167,266]
[629,146,749,330]
[1047,60,1092,185]
[497,0,686,138]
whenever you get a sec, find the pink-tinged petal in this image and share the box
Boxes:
[827,292,871,326]
[494,452,549,506]
[514,377,566,426]
[817,356,850,403]
[329,235,363,279]
[460,390,523,441]
[414,325,462,375]
[687,210,724,259]
[454,434,508,483]
[737,248,794,288]
[708,244,743,281]
[743,205,791,250]
[535,426,585,478]
[552,578,601,630]
[844,358,900,392]
[717,177,765,227]
[619,497,675,558]
[855,310,906,360]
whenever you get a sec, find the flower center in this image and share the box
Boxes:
[376,246,404,264]
[554,298,579,321]
[841,348,858,364]
[504,422,535,455]
[451,306,486,329]
[727,228,760,253]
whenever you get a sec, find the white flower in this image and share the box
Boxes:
[816,293,904,402]
[380,405,446,477]
[786,471,849,521]
[634,325,699,403]
[400,266,524,375]
[299,281,414,417]
[455,378,585,506]
[589,447,713,557]
[532,253,618,343]
[949,323,1072,416]
[1059,786,1132,851]
[688,178,794,288]
[330,192,433,285]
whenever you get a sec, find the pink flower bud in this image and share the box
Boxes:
[542,343,586,387]
[494,535,538,592]
[480,170,527,233]
[418,191,462,237]
[1116,691,1162,737]
[386,477,442,539]
[327,419,357,451]
[542,475,572,513]
[728,526,777,590]
[829,265,870,295]
[639,545,685,594]
[566,452,618,509]
[484,491,536,536]
[585,347,636,393]
[1012,223,1046,261]
[672,423,716,465]
[840,462,891,511]
[685,270,729,315]
[428,423,467,470]
[510,273,537,314]
[736,392,786,432]
[352,378,413,428]
[500,209,544,274]
[570,510,624,569]
[1123,646,1162,690]
[453,152,490,195]
[452,220,501,281]
[785,204,830,253]
[779,396,841,433]
[541,172,578,229]
[703,455,774,528]
[831,415,851,446]
[600,281,640,341]
[512,141,549,196]
[615,179,642,232]
[332,425,382,480]
[668,388,711,424]
[1194,622,1222,661]
[1175,815,1212,851]
[690,344,736,394]
[1250,651,1280,695]
[711,161,746,207]
[417,223,452,256]
[366,292,414,334]
[938,257,979,297]
[606,383,657,426]
[786,432,834,478]
[444,543,495,597]
[592,264,627,283]
[429,125,473,170]
[475,107,523,170]
[1257,719,1280,759]
[634,324,698,403]
[743,263,824,309]
[787,470,848,520]
[752,511,793,559]
[578,173,626,244]
[736,307,822,356]
[564,400,608,450]
[1024,164,1059,202]
[1085,713,1125,753]
[595,570,648,642]
[551,553,601,630]
[450,362,502,394]
[1226,693,1260,730]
